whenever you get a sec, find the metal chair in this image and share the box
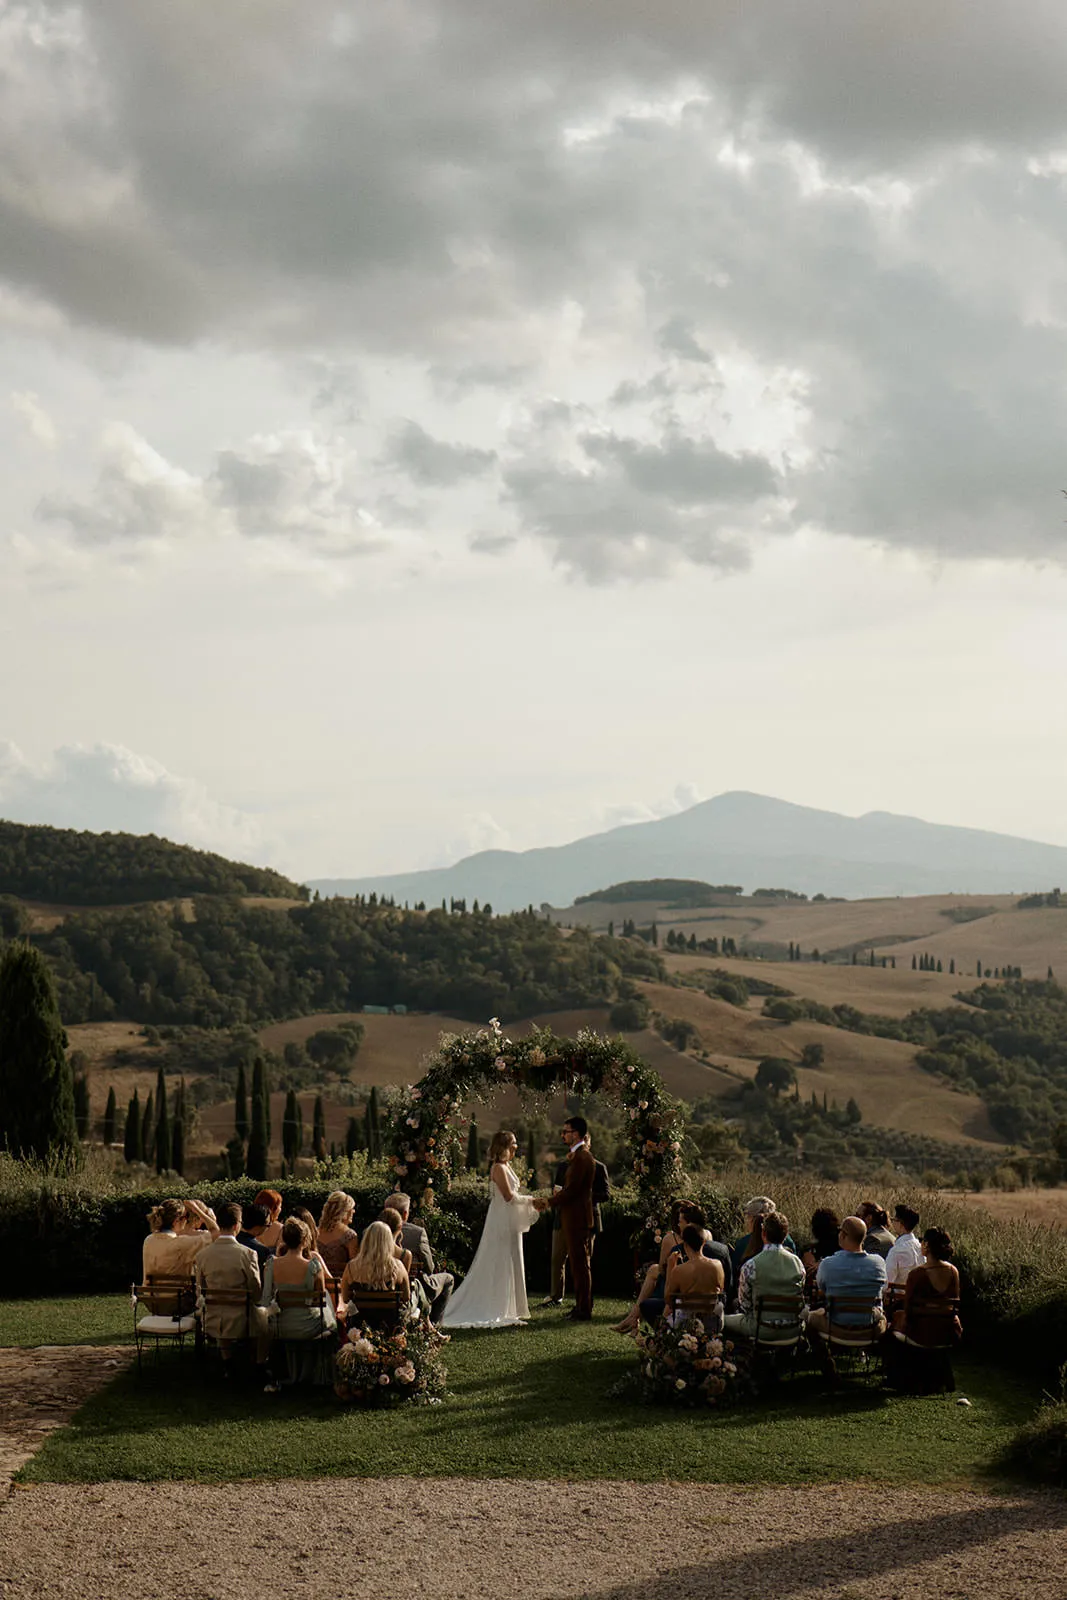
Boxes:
[810,1296,885,1382]
[272,1285,336,1386]
[752,1292,806,1375]
[886,1298,961,1392]
[197,1286,254,1369]
[342,1285,405,1331]
[132,1277,197,1369]
[665,1292,724,1329]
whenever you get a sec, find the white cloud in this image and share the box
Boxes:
[0,741,273,861]
[10,389,57,446]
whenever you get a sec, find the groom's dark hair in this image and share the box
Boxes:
[565,1116,588,1139]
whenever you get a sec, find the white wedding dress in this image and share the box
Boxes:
[441,1163,538,1329]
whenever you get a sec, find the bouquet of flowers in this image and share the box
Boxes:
[628,1316,751,1408]
[334,1308,449,1406]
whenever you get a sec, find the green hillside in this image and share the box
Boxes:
[575,878,743,906]
[0,819,306,905]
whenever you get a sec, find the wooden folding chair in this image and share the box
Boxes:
[752,1292,806,1375]
[272,1285,336,1386]
[132,1278,198,1370]
[886,1298,960,1393]
[814,1296,885,1382]
[665,1292,723,1330]
[343,1286,405,1331]
[197,1286,254,1369]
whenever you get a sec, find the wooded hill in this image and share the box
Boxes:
[0,819,306,905]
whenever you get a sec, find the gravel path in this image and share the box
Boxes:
[2,1478,1065,1599]
[0,1347,131,1487]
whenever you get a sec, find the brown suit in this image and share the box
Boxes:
[548,1144,596,1317]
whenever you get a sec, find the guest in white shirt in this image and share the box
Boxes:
[885,1204,924,1287]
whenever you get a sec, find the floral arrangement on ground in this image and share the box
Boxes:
[613,1316,751,1408]
[334,1309,449,1406]
[386,1018,686,1237]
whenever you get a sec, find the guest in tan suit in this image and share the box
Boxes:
[195,1202,270,1362]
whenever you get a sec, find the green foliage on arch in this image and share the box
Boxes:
[387,1019,686,1227]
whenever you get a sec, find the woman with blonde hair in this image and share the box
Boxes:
[317,1191,359,1280]
[338,1220,410,1315]
[260,1218,336,1389]
[441,1129,538,1329]
[142,1197,219,1281]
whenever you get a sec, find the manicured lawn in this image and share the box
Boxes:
[0,1295,133,1348]
[7,1297,1037,1487]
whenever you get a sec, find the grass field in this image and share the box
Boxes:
[5,1298,1034,1488]
[636,981,1001,1146]
[945,1188,1067,1229]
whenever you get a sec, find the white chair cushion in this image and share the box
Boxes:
[137,1315,196,1334]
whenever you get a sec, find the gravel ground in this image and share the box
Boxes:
[2,1478,1065,1600]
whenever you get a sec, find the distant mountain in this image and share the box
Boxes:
[307,792,1067,913]
[0,818,308,906]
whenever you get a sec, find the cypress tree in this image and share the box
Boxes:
[0,943,78,1162]
[235,1060,249,1143]
[73,1072,91,1141]
[466,1117,480,1169]
[345,1116,362,1158]
[141,1091,154,1161]
[171,1078,186,1176]
[247,1062,269,1180]
[282,1088,301,1172]
[912,955,917,970]
[124,1089,141,1163]
[368,1086,381,1159]
[526,1129,537,1186]
[313,1094,327,1161]
[154,1068,171,1174]
[103,1086,117,1147]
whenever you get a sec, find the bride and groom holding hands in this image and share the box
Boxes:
[441,1116,600,1329]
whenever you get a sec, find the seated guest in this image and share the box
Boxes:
[885,1204,924,1290]
[859,1201,895,1258]
[253,1189,284,1251]
[724,1212,804,1338]
[731,1196,778,1275]
[287,1208,331,1278]
[236,1203,274,1269]
[613,1201,688,1334]
[806,1216,887,1337]
[338,1220,411,1317]
[195,1202,269,1366]
[379,1206,414,1276]
[679,1203,734,1308]
[664,1224,725,1332]
[261,1218,337,1386]
[383,1191,453,1322]
[801,1208,842,1300]
[316,1191,360,1281]
[143,1197,219,1284]
[892,1227,962,1343]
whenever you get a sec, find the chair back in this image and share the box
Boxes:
[826,1296,882,1346]
[199,1286,253,1340]
[141,1274,196,1318]
[274,1285,329,1336]
[344,1285,404,1330]
[668,1292,722,1323]
[903,1298,960,1350]
[754,1292,804,1344]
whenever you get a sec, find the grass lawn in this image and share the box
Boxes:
[0,1295,134,1348]
[5,1297,1037,1487]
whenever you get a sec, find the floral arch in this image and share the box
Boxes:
[387,1019,686,1231]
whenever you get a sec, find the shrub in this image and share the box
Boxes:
[1000,1402,1067,1485]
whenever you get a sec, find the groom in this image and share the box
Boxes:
[534,1116,595,1321]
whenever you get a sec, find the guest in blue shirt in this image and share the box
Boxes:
[806,1215,887,1335]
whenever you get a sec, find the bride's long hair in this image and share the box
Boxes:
[487,1129,517,1168]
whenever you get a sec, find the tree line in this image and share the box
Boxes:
[0,819,306,905]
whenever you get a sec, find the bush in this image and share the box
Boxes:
[1000,1402,1067,1484]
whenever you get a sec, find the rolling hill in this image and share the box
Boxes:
[308,791,1067,911]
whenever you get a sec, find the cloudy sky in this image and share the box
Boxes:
[3,1,1067,879]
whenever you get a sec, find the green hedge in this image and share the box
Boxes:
[0,1170,739,1300]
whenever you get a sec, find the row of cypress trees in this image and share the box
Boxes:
[118,1068,188,1174]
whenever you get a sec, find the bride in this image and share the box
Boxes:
[441,1129,539,1329]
